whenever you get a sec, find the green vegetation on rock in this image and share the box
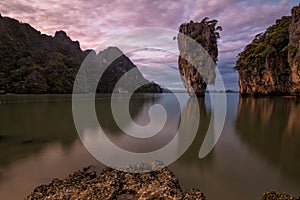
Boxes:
[0,15,87,94]
[178,18,221,96]
[0,15,161,94]
[236,16,291,75]
[235,3,300,96]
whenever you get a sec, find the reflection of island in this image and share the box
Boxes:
[235,97,300,181]
[95,94,162,133]
[0,96,77,167]
[91,93,181,153]
[177,97,214,164]
[81,94,213,167]
[95,94,214,159]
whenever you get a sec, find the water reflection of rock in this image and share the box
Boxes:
[235,97,300,181]
[0,97,77,167]
[281,101,300,180]
[0,140,102,200]
[96,94,160,133]
[178,97,214,164]
[94,93,181,153]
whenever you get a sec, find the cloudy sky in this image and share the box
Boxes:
[0,0,299,90]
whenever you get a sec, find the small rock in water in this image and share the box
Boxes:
[261,190,300,200]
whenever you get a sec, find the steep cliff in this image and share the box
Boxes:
[288,4,300,94]
[0,15,86,94]
[0,15,161,94]
[77,47,162,94]
[235,4,300,96]
[178,19,221,96]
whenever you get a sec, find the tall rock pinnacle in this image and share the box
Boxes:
[177,19,221,96]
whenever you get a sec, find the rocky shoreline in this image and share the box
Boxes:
[25,166,207,200]
[25,166,299,200]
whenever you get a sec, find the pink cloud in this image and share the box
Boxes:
[0,0,295,52]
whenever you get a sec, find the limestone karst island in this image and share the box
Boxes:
[0,2,300,200]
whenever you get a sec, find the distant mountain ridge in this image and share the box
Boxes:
[0,14,161,94]
[76,47,162,94]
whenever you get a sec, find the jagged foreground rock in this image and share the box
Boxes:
[177,19,221,96]
[25,165,300,200]
[261,191,299,200]
[25,166,207,200]
[235,4,300,96]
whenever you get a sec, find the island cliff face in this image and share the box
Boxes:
[178,19,221,96]
[0,15,161,94]
[289,4,300,94]
[235,4,300,96]
[76,47,162,94]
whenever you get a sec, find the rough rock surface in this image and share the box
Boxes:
[261,190,300,200]
[26,166,207,200]
[178,19,221,96]
[235,4,300,96]
[25,166,299,200]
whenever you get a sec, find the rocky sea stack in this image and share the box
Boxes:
[178,18,221,96]
[26,166,207,200]
[235,4,300,96]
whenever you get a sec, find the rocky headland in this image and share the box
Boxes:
[235,4,300,96]
[177,18,221,96]
[0,14,161,94]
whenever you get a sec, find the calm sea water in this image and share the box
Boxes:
[0,93,299,200]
